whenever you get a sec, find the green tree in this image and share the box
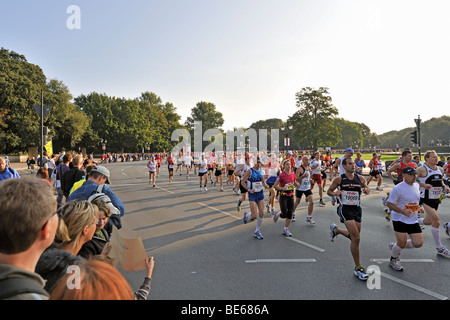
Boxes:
[289,87,340,150]
[0,48,47,153]
[45,79,90,153]
[334,118,364,149]
[185,102,224,150]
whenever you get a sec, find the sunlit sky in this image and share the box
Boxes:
[1,0,449,134]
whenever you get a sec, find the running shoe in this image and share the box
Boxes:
[376,186,383,191]
[254,231,264,239]
[204,186,208,191]
[384,208,391,222]
[353,265,369,281]
[382,196,387,207]
[283,228,292,237]
[306,216,315,224]
[444,222,450,237]
[200,186,202,191]
[292,214,296,222]
[439,192,445,203]
[243,211,249,224]
[330,223,338,242]
[389,256,403,271]
[273,211,279,223]
[266,203,270,212]
[237,200,241,212]
[437,247,450,258]
[331,196,336,206]
[319,199,326,206]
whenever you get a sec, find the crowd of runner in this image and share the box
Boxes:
[145,147,450,280]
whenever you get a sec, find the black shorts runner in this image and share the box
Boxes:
[337,205,362,223]
[392,221,422,234]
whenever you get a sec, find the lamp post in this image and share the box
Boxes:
[101,139,107,154]
[414,115,422,161]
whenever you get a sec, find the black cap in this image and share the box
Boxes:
[402,166,418,175]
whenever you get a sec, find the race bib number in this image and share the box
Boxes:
[168,165,174,169]
[253,181,263,192]
[302,177,310,189]
[285,182,294,191]
[429,187,442,199]
[404,202,419,213]
[341,190,360,206]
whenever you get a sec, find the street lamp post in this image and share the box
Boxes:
[101,139,107,154]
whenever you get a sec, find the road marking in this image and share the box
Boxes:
[155,186,175,194]
[371,259,434,263]
[198,202,241,220]
[379,271,448,300]
[286,237,326,252]
[246,259,316,263]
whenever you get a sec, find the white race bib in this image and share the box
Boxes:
[253,181,263,192]
[341,190,360,206]
[429,187,442,199]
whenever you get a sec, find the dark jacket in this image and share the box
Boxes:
[35,244,86,293]
[78,228,110,259]
[61,167,85,197]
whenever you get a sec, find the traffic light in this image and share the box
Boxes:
[410,130,418,144]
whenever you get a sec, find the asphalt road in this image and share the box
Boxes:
[18,161,448,302]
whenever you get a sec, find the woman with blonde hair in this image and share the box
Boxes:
[36,201,99,292]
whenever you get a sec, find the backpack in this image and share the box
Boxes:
[0,277,49,300]
[88,185,122,229]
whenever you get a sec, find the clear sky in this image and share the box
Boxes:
[1,0,449,134]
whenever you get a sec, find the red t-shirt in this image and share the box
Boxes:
[276,171,296,196]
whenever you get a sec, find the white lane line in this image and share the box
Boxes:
[246,259,316,263]
[286,237,326,253]
[371,259,434,263]
[379,271,448,300]
[198,202,241,220]
[155,185,175,194]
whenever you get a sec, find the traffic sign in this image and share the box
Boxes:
[33,105,53,119]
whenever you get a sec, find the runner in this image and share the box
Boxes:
[207,152,216,184]
[265,156,280,213]
[310,151,326,206]
[330,148,354,181]
[383,149,418,222]
[416,150,450,257]
[166,153,175,183]
[354,152,365,176]
[387,150,417,185]
[155,153,162,177]
[198,153,208,191]
[273,159,299,236]
[328,157,371,281]
[226,155,235,187]
[386,167,424,271]
[235,156,251,212]
[184,152,193,179]
[176,152,183,176]
[214,155,225,192]
[320,154,328,193]
[366,152,383,191]
[241,158,269,239]
[293,156,315,224]
[146,155,157,187]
